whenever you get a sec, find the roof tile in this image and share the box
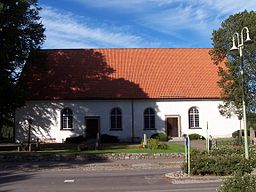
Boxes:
[22,48,221,100]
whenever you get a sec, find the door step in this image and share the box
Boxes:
[168,137,184,142]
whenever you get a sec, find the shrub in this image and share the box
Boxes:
[232,130,240,138]
[182,147,253,176]
[232,129,250,138]
[150,133,168,141]
[100,134,119,143]
[215,138,237,146]
[249,145,256,165]
[65,135,85,144]
[218,173,256,192]
[158,143,168,150]
[209,146,243,156]
[188,133,205,140]
[147,138,159,150]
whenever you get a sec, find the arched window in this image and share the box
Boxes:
[110,108,122,130]
[61,108,73,130]
[189,107,199,128]
[144,108,155,130]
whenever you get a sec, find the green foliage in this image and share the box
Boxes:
[210,10,256,118]
[157,143,168,150]
[1,125,13,142]
[147,138,159,150]
[182,147,253,175]
[218,173,256,192]
[232,130,250,138]
[248,113,256,130]
[215,138,237,146]
[188,133,205,140]
[249,145,256,165]
[0,0,45,139]
[145,138,170,150]
[150,133,168,141]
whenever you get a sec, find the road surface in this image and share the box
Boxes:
[0,167,220,192]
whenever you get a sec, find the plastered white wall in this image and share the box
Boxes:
[15,99,240,143]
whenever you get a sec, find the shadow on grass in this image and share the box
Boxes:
[0,142,185,172]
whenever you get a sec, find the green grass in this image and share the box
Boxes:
[0,143,185,155]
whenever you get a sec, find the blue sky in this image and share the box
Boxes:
[38,0,256,48]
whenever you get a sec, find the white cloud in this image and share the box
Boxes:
[42,1,256,48]
[40,6,155,48]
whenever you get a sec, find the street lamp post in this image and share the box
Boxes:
[230,27,252,159]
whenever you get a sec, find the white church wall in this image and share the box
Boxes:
[15,99,240,143]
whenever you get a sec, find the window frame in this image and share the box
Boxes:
[188,107,200,129]
[110,107,122,131]
[61,108,73,130]
[144,108,156,130]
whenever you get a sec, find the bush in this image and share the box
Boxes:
[182,147,253,176]
[147,138,159,150]
[158,143,168,150]
[65,135,85,144]
[150,133,168,141]
[218,173,256,192]
[215,138,237,146]
[188,133,205,140]
[100,134,119,143]
[232,129,250,138]
[232,130,240,138]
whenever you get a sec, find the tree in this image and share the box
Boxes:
[210,10,256,119]
[0,0,45,139]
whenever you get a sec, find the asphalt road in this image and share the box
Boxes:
[0,167,220,192]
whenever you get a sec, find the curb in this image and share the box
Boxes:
[0,153,184,162]
[165,172,223,184]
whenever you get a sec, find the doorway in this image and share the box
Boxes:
[85,117,100,139]
[166,116,180,137]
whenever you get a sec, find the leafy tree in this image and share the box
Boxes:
[0,0,45,139]
[210,10,256,119]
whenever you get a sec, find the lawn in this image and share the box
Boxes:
[0,143,184,155]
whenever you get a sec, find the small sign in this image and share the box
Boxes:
[185,136,189,149]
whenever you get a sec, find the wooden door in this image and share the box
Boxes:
[85,117,99,139]
[166,117,179,137]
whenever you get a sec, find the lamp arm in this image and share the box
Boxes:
[240,27,249,45]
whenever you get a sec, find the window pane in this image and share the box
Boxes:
[195,115,199,127]
[144,116,149,129]
[110,108,122,130]
[61,108,73,129]
[149,108,154,115]
[63,117,67,128]
[116,108,121,115]
[111,116,116,129]
[150,115,155,129]
[68,117,73,128]
[117,116,122,129]
[189,107,199,128]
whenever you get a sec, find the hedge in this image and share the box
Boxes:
[218,173,256,192]
[182,146,254,176]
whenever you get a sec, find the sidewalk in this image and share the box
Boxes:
[0,155,184,172]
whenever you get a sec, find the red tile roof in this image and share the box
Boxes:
[23,48,221,100]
